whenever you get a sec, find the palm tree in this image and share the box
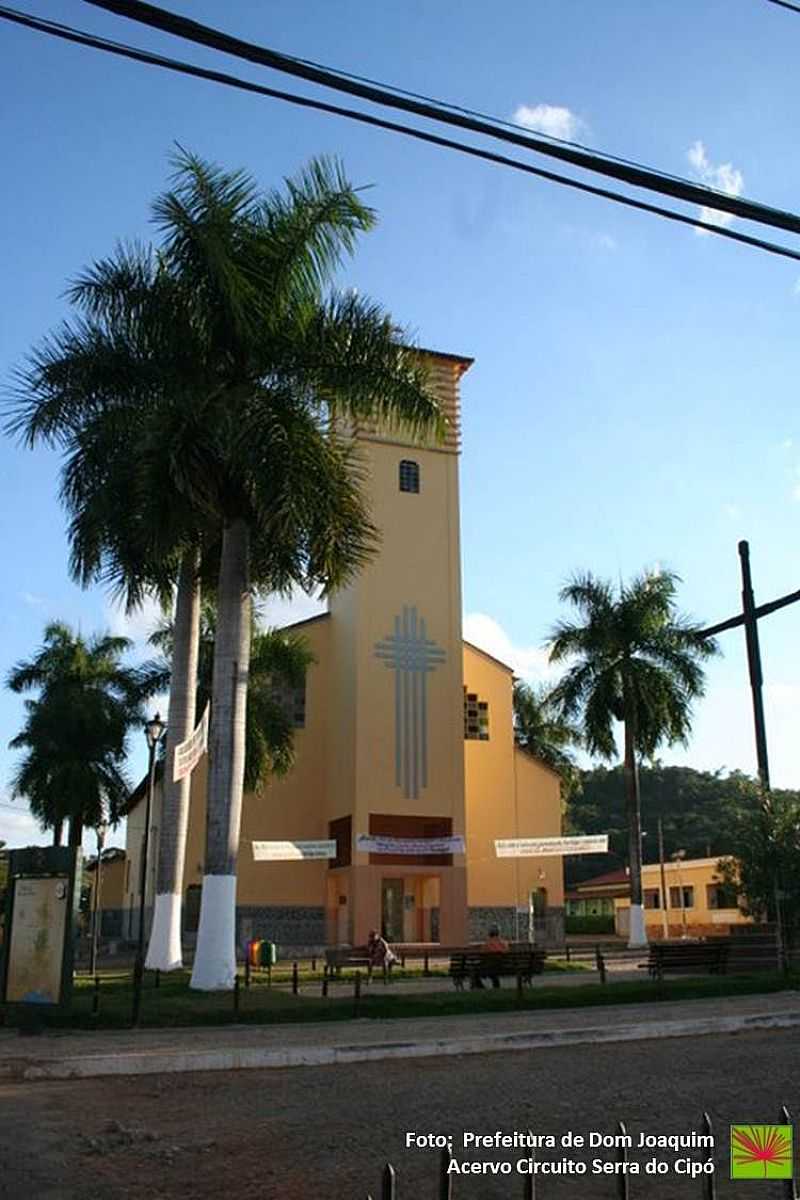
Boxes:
[548,571,718,948]
[6,622,147,845]
[147,150,443,991]
[7,149,442,989]
[146,603,315,790]
[512,680,581,799]
[6,243,208,971]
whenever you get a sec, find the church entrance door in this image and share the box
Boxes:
[381,878,404,941]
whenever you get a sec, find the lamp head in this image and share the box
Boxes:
[145,712,166,750]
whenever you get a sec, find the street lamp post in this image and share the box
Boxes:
[132,712,166,1026]
[89,815,109,976]
[672,849,689,939]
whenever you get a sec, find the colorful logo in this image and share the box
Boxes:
[730,1125,793,1180]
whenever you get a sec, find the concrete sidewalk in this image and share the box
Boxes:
[1,991,798,1083]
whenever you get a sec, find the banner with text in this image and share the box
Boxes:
[252,840,337,861]
[172,703,210,782]
[494,835,609,858]
[356,834,466,856]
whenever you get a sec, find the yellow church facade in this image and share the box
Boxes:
[126,350,565,950]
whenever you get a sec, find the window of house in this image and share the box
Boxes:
[707,882,739,910]
[399,459,420,493]
[669,885,695,909]
[644,889,661,909]
[463,688,489,740]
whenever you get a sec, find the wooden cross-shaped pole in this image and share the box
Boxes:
[698,540,800,968]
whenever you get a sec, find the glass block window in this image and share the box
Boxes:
[399,459,420,493]
[270,677,306,728]
[463,687,489,740]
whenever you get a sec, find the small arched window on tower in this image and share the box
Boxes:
[399,459,420,493]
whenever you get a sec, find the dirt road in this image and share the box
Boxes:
[1,1029,796,1199]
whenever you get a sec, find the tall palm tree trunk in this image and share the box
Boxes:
[191,519,252,990]
[68,817,83,848]
[52,821,63,847]
[623,718,648,949]
[146,549,201,971]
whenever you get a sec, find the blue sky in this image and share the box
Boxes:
[2,0,799,848]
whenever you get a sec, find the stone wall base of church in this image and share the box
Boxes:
[235,905,327,952]
[468,906,565,947]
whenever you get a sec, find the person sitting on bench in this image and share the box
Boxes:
[366,930,397,982]
[472,926,509,989]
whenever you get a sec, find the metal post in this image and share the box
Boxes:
[132,734,158,1027]
[739,541,785,971]
[233,975,240,1014]
[322,974,328,997]
[354,970,361,1015]
[616,1121,629,1200]
[92,975,101,1017]
[245,957,251,988]
[701,1112,715,1200]
[780,1106,797,1200]
[524,1140,536,1200]
[381,1163,396,1200]
[292,961,299,995]
[658,819,669,939]
[439,1147,453,1199]
[89,820,107,977]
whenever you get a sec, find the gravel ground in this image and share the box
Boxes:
[1,1029,797,1200]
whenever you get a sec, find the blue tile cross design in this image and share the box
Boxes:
[375,606,446,800]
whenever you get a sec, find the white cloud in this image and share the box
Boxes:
[0,802,46,849]
[792,483,800,502]
[593,233,617,251]
[723,503,741,519]
[514,103,585,142]
[661,681,800,790]
[463,612,555,681]
[780,438,794,449]
[257,588,326,630]
[687,140,744,234]
[19,591,45,608]
[107,591,166,652]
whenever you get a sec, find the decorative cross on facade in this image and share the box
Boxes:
[375,605,446,800]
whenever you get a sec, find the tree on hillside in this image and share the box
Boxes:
[6,623,147,845]
[512,680,581,798]
[718,788,800,951]
[564,763,759,884]
[548,570,718,948]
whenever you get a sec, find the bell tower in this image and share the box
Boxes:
[326,349,473,944]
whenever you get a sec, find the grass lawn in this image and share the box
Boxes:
[1,968,797,1032]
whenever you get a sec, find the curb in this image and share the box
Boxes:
[7,1008,800,1082]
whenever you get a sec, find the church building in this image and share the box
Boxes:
[125,349,565,950]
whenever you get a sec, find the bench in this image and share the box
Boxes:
[645,941,729,980]
[449,948,547,990]
[324,946,393,982]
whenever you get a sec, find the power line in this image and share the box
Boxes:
[3,7,800,265]
[83,0,800,240]
[765,0,800,13]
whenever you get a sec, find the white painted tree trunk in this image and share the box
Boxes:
[628,903,648,949]
[146,550,201,972]
[191,519,251,991]
[624,717,648,950]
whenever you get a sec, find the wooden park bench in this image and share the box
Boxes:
[449,947,547,990]
[645,940,729,981]
[324,946,394,982]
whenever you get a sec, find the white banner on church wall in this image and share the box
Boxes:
[172,703,210,781]
[494,835,609,858]
[356,834,466,856]
[252,840,337,862]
